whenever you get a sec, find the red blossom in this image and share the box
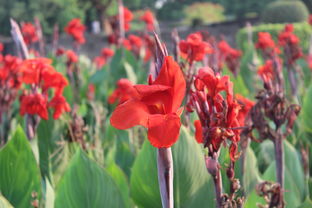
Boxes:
[64,18,86,44]
[0,55,22,88]
[0,43,3,52]
[108,78,138,104]
[65,50,78,63]
[179,32,213,63]
[189,67,243,161]
[93,56,106,69]
[218,40,242,75]
[110,56,186,148]
[120,7,133,32]
[309,14,312,25]
[258,60,274,84]
[101,48,114,58]
[278,24,302,64]
[20,93,49,120]
[140,10,155,31]
[255,32,280,56]
[235,94,255,126]
[21,22,39,45]
[48,94,71,119]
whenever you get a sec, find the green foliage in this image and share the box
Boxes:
[54,148,126,208]
[261,0,309,24]
[130,126,214,208]
[157,2,186,21]
[0,0,85,36]
[183,2,225,26]
[236,22,312,52]
[0,195,13,208]
[0,126,42,208]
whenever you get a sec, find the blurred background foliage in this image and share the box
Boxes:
[1,0,311,36]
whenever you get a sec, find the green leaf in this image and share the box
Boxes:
[89,67,108,84]
[37,119,54,183]
[297,197,312,208]
[0,195,13,208]
[244,189,266,208]
[240,146,262,195]
[301,84,312,133]
[54,148,125,208]
[124,62,137,84]
[262,162,302,207]
[106,162,131,207]
[130,126,212,208]
[0,126,42,208]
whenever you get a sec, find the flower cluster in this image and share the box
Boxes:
[21,22,38,45]
[255,32,280,57]
[19,58,70,119]
[120,7,133,32]
[110,56,186,148]
[188,67,248,161]
[0,55,22,112]
[93,48,114,69]
[56,48,78,65]
[218,40,242,76]
[179,32,212,64]
[64,18,86,44]
[140,10,155,31]
[278,24,302,64]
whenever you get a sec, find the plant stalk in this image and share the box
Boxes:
[274,134,284,208]
[157,147,174,208]
[205,156,223,208]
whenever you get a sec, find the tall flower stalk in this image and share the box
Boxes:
[110,33,186,208]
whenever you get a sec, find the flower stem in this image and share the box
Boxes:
[157,147,174,208]
[274,134,285,207]
[205,155,223,208]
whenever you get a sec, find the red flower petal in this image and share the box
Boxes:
[147,113,181,148]
[110,100,149,129]
[194,120,203,143]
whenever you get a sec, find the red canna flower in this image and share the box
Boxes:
[255,32,280,56]
[101,48,114,58]
[278,24,302,64]
[189,67,243,161]
[48,94,71,119]
[65,50,78,63]
[258,60,274,84]
[64,18,86,44]
[108,78,138,104]
[41,70,68,94]
[93,56,106,69]
[110,56,186,148]
[20,58,54,85]
[20,93,49,120]
[179,32,212,63]
[0,43,3,52]
[194,120,203,143]
[140,10,155,31]
[21,22,39,45]
[128,35,143,49]
[122,39,132,51]
[235,94,255,126]
[120,7,133,32]
[218,40,242,76]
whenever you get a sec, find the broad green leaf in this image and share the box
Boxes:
[106,162,131,207]
[124,61,137,84]
[257,140,305,199]
[263,162,302,207]
[239,146,262,195]
[244,189,266,208]
[0,195,13,208]
[297,197,312,208]
[89,66,108,84]
[54,148,125,208]
[130,126,212,208]
[37,119,54,183]
[301,84,312,133]
[0,126,42,208]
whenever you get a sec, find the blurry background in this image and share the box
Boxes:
[0,0,311,56]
